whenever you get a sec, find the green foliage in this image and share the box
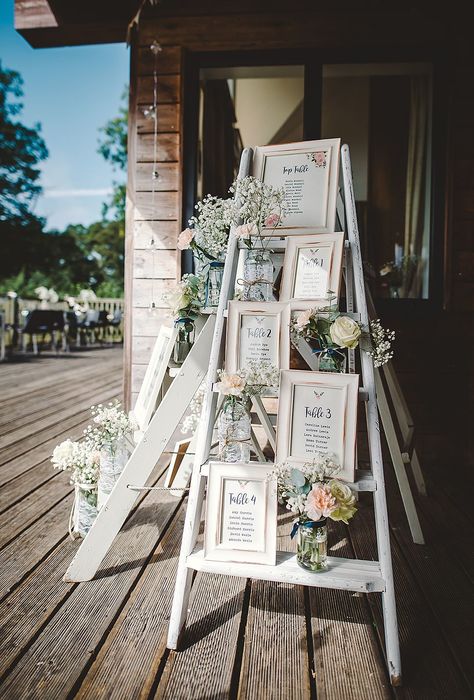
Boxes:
[98,87,128,221]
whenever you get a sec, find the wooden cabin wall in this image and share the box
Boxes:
[125,43,182,407]
[126,7,473,469]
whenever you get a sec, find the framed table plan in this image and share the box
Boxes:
[225,301,290,373]
[252,138,341,235]
[276,370,359,482]
[280,232,345,303]
[204,461,277,565]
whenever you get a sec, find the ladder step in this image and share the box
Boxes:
[186,548,385,593]
[353,469,376,491]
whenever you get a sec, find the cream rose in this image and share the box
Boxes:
[329,316,361,349]
[177,228,195,250]
[328,479,357,523]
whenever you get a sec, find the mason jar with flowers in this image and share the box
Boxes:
[164,273,204,364]
[291,307,362,372]
[84,401,136,510]
[230,176,288,302]
[216,361,279,462]
[51,438,100,538]
[272,455,357,571]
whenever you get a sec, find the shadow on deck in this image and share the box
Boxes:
[0,347,472,699]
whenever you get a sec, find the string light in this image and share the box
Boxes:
[147,39,161,316]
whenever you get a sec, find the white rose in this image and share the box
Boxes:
[52,439,76,468]
[329,316,361,349]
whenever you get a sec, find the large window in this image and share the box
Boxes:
[321,63,433,300]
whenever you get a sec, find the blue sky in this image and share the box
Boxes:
[0,0,129,229]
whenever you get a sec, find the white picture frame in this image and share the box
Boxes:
[133,325,177,433]
[280,232,345,303]
[204,461,277,565]
[276,369,359,482]
[252,138,341,235]
[225,301,290,373]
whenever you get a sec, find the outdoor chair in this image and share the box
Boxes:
[20,309,66,354]
[76,309,100,345]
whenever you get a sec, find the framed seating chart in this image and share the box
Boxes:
[276,369,359,482]
[252,138,341,234]
[280,232,345,303]
[204,461,277,565]
[225,301,290,373]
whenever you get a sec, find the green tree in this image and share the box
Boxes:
[98,87,128,222]
[0,61,48,223]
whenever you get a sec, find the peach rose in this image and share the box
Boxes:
[305,483,336,521]
[215,372,246,396]
[177,228,195,250]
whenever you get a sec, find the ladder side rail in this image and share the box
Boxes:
[341,144,402,685]
[167,148,253,649]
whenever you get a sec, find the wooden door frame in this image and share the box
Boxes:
[181,46,449,312]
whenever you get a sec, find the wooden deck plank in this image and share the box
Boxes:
[349,500,471,698]
[0,383,121,468]
[237,511,312,700]
[157,570,247,700]
[0,474,180,699]
[0,458,73,514]
[309,522,391,700]
[0,367,121,433]
[75,508,186,700]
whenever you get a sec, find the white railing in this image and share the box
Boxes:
[0,296,125,350]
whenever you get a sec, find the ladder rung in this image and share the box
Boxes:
[186,548,385,593]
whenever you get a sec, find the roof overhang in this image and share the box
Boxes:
[15,0,140,47]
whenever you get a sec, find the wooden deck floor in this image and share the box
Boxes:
[0,348,472,699]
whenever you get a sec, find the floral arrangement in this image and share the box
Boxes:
[215,360,280,405]
[51,439,100,490]
[84,401,136,451]
[292,308,362,350]
[230,176,288,250]
[164,273,204,320]
[35,286,59,304]
[178,195,234,261]
[367,319,395,368]
[272,455,357,528]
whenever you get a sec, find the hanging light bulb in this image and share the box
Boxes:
[150,40,162,55]
[148,300,159,316]
[142,105,156,120]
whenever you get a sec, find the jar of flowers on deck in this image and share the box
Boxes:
[272,455,357,572]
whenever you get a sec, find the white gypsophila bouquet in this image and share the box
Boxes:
[367,319,395,368]
[35,286,59,303]
[181,381,206,435]
[229,176,288,247]
[185,195,234,260]
[84,401,137,451]
[51,439,100,486]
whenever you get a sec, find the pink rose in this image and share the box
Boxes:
[265,213,280,228]
[294,309,312,330]
[177,228,195,250]
[234,222,258,239]
[305,483,336,521]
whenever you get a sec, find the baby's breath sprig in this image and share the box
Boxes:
[367,319,395,367]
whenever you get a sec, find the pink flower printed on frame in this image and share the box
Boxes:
[308,151,328,168]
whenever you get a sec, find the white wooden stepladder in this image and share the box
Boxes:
[166,145,402,686]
